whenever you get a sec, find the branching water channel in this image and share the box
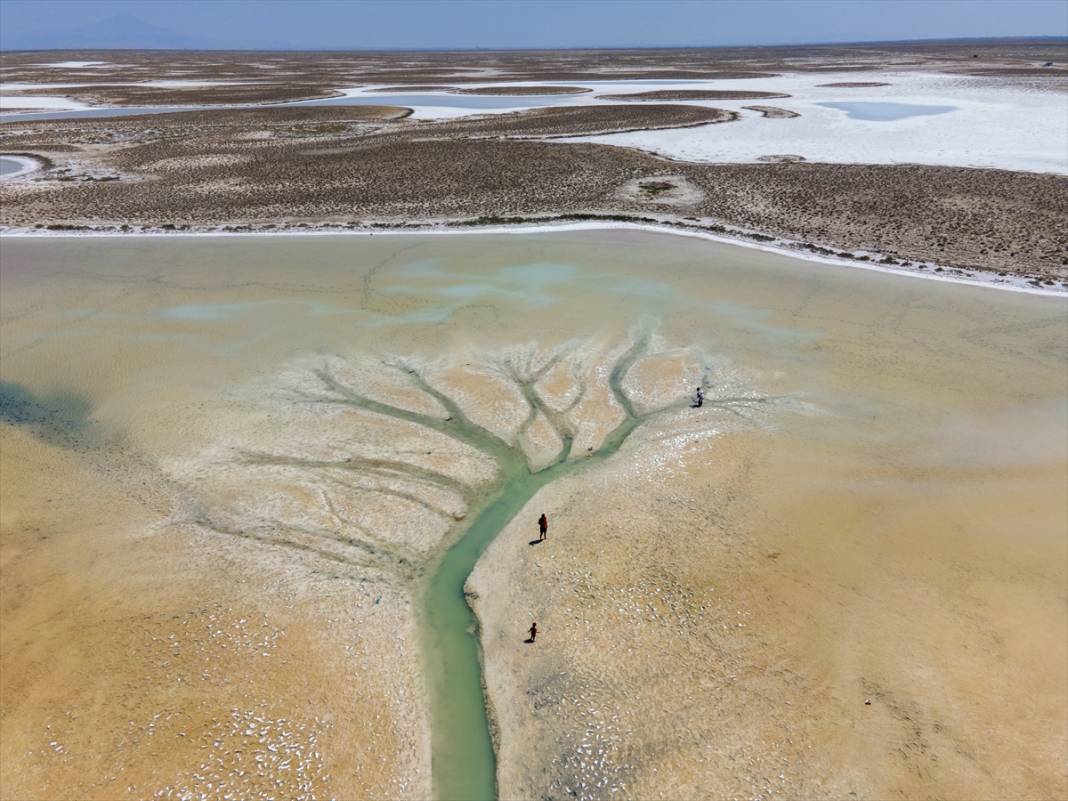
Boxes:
[205,326,772,800]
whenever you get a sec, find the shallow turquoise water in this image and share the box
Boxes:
[418,330,650,801]
[421,473,545,801]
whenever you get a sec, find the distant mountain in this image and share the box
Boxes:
[1,12,294,51]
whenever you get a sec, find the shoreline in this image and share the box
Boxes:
[2,217,1062,297]
[3,184,1063,801]
[0,153,47,179]
[0,87,350,118]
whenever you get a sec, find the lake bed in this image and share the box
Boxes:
[1,230,1065,800]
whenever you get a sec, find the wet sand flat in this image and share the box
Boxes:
[0,230,1065,800]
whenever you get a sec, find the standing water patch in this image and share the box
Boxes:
[819,101,956,121]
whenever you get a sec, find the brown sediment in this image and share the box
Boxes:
[597,89,791,101]
[1,103,1064,281]
[464,233,1068,800]
[146,105,412,123]
[743,105,801,118]
[955,67,1068,77]
[614,174,705,206]
[427,104,737,136]
[2,39,1063,89]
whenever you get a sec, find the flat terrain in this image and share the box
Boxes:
[3,39,1064,90]
[2,40,1067,284]
[452,85,592,95]
[742,105,801,118]
[2,39,1066,283]
[596,89,791,100]
[1,101,1064,282]
[1,232,1064,801]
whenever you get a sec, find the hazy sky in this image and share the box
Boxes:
[2,0,1067,50]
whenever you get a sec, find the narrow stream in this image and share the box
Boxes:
[420,471,548,801]
[418,350,646,801]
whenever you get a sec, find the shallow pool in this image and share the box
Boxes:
[0,91,571,124]
[297,92,569,110]
[819,100,957,121]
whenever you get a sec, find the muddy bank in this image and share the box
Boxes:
[742,105,800,118]
[1,109,1065,282]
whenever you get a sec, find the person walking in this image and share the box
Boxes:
[527,622,538,643]
[537,512,548,541]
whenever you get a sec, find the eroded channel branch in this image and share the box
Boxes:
[203,329,777,584]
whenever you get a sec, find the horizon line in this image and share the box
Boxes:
[2,34,1066,55]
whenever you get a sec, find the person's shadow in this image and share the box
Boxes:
[524,636,536,644]
[528,538,544,546]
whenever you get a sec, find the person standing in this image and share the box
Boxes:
[537,512,548,541]
[693,386,704,408]
[527,622,538,643]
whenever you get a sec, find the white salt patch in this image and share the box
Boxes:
[0,82,98,91]
[0,80,258,112]
[0,95,91,110]
[1,79,254,93]
[39,60,109,68]
[569,71,1068,175]
[343,72,1067,173]
[328,85,561,119]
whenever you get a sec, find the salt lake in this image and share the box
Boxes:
[2,230,1065,800]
